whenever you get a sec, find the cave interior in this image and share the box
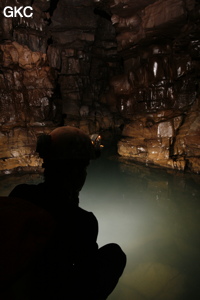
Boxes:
[0,0,200,174]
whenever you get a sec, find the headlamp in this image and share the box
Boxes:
[90,133,104,152]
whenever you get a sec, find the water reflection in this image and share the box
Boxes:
[0,153,200,300]
[81,155,200,300]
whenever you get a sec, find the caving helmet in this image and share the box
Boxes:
[36,126,100,162]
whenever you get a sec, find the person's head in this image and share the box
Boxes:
[36,126,97,194]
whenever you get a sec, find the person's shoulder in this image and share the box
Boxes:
[77,207,98,223]
[78,207,96,217]
[9,183,42,202]
[77,207,98,239]
[9,184,33,197]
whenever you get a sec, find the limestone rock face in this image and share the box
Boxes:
[48,0,119,121]
[0,126,54,173]
[173,100,200,173]
[105,0,200,173]
[0,0,121,173]
[118,99,200,172]
[0,0,200,173]
[111,0,196,51]
[118,111,186,171]
[0,39,56,172]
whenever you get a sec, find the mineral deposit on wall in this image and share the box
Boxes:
[0,0,200,173]
[107,0,200,173]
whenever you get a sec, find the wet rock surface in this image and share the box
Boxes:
[0,0,200,173]
[106,0,200,173]
[0,38,56,173]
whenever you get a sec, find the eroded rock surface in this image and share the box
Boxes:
[0,0,200,173]
[104,0,200,173]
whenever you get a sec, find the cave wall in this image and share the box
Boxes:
[0,0,200,173]
[0,0,121,173]
[0,0,56,173]
[47,0,121,131]
[103,0,200,173]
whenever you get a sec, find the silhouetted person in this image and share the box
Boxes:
[9,126,126,300]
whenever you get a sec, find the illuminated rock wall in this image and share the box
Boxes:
[0,0,56,173]
[0,0,200,173]
[103,0,200,173]
[0,41,56,172]
[0,0,120,173]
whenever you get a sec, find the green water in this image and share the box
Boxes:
[1,153,200,300]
